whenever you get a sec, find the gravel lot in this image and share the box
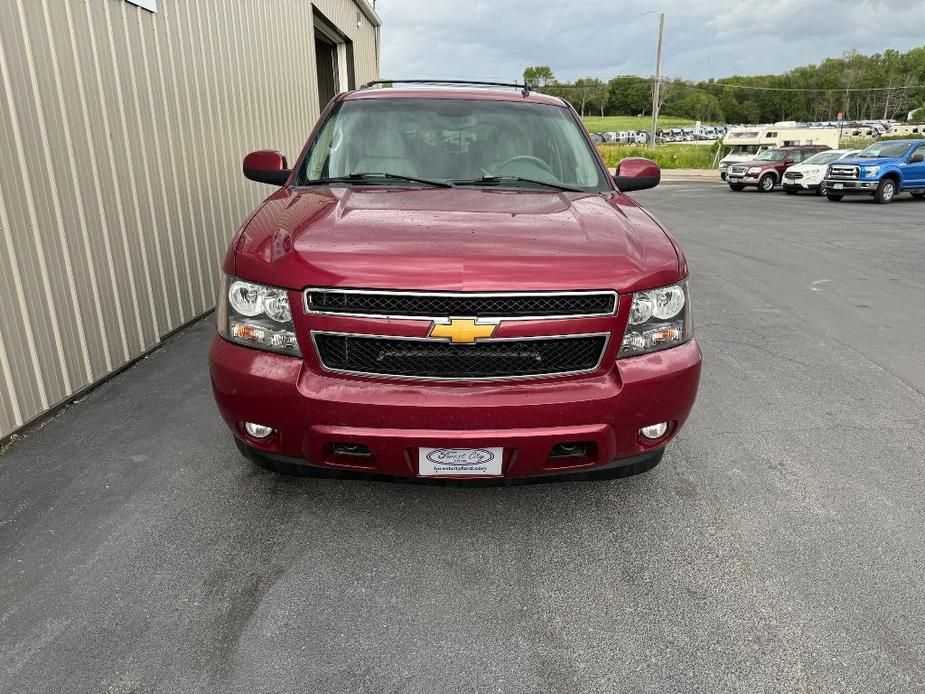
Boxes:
[1,182,924,693]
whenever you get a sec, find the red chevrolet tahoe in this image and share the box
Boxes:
[209,82,702,481]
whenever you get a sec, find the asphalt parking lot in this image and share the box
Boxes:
[2,181,924,693]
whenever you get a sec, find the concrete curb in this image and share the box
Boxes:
[660,169,720,182]
[609,167,720,183]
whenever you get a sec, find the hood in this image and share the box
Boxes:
[231,187,681,293]
[789,163,826,173]
[730,158,778,169]
[834,157,893,167]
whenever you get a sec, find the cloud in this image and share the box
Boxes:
[377,0,925,82]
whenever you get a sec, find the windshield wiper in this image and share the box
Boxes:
[302,172,454,188]
[451,175,584,193]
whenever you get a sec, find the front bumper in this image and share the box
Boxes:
[210,336,702,479]
[823,179,878,194]
[782,177,819,191]
[726,173,762,187]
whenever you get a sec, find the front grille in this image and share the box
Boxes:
[305,289,616,318]
[785,171,803,180]
[728,165,747,176]
[829,165,859,180]
[313,333,608,379]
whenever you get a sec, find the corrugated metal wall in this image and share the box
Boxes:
[0,0,380,439]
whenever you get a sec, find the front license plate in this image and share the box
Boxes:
[418,447,503,476]
[833,182,843,189]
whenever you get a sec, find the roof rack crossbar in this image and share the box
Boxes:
[360,79,534,97]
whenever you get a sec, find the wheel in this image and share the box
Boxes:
[874,178,897,204]
[728,183,745,192]
[826,194,844,201]
[756,174,775,192]
[720,172,727,181]
[784,188,799,195]
[816,183,826,196]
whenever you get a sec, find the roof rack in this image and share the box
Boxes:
[360,79,534,98]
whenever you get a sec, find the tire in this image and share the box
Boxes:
[816,183,826,196]
[874,178,897,204]
[720,172,727,181]
[826,194,844,202]
[757,174,775,192]
[784,188,799,195]
[729,183,745,192]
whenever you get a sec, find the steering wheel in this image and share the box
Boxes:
[495,155,555,176]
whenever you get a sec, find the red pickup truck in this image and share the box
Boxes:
[726,145,830,192]
[209,81,701,481]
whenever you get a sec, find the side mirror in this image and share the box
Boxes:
[243,150,290,186]
[910,152,925,164]
[613,157,660,192]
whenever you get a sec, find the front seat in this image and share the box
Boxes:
[353,129,419,178]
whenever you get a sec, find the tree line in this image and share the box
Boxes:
[524,47,925,123]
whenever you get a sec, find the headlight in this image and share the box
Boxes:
[620,281,692,358]
[862,166,880,177]
[747,166,762,174]
[217,277,301,356]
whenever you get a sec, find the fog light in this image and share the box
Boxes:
[244,422,274,439]
[640,422,668,439]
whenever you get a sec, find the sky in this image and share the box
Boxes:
[376,0,925,83]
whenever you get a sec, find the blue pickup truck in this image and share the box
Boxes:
[823,139,925,204]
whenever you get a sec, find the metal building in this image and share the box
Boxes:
[0,0,381,440]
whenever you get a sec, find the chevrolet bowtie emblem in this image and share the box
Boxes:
[429,318,498,344]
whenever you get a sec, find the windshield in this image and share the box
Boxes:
[858,142,913,158]
[297,98,609,191]
[803,151,845,165]
[726,145,761,156]
[756,150,789,161]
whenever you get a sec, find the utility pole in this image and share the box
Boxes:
[648,12,664,151]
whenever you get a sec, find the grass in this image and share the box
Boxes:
[581,115,696,132]
[596,143,717,169]
[583,115,716,169]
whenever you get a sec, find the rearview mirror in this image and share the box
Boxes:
[910,152,925,164]
[614,157,660,192]
[243,150,290,186]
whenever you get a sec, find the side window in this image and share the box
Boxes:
[910,144,925,161]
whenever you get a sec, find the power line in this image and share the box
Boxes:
[542,80,923,93]
[706,81,925,93]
